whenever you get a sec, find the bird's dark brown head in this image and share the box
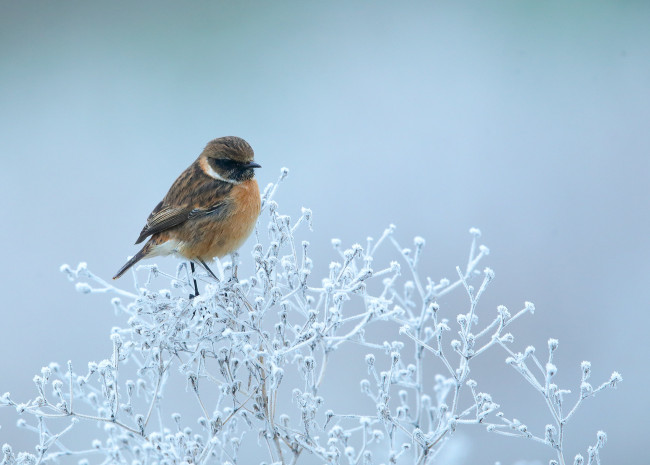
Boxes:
[200,136,261,183]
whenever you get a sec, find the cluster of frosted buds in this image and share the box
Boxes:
[491,334,621,463]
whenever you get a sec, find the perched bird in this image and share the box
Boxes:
[113,136,261,291]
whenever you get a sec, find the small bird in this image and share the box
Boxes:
[113,136,261,292]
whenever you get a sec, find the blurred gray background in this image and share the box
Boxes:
[1,0,648,463]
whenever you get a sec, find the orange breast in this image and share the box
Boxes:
[177,178,261,260]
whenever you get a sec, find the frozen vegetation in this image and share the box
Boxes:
[1,169,621,465]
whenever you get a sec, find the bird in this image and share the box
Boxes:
[113,136,261,294]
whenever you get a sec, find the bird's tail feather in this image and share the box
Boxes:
[113,245,149,280]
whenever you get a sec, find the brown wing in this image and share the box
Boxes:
[134,160,234,244]
[135,201,231,244]
[135,203,191,244]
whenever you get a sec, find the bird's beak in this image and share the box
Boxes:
[244,162,262,169]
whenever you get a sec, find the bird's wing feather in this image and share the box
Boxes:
[135,200,230,244]
[135,205,192,244]
[188,203,227,219]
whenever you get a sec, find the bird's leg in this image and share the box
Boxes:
[229,252,239,283]
[198,259,220,282]
[189,261,200,299]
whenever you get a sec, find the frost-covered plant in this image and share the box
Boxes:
[1,169,621,465]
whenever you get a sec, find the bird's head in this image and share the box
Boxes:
[200,136,261,183]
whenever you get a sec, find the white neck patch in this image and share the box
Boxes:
[200,157,240,184]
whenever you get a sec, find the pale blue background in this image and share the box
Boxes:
[1,1,648,463]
